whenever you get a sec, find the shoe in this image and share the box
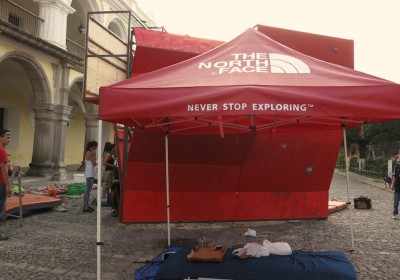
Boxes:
[91,198,97,206]
[83,208,94,213]
[111,209,118,217]
[0,233,9,241]
[393,214,398,219]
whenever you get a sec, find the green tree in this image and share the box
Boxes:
[363,120,400,158]
[345,126,370,158]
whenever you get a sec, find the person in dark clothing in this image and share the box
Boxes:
[391,156,400,219]
[102,143,116,198]
[108,180,120,217]
[387,152,400,188]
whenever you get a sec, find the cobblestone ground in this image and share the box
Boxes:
[0,171,396,279]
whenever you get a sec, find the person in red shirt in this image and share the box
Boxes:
[0,129,12,241]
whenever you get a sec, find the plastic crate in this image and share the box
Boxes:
[67,183,85,195]
[79,183,86,194]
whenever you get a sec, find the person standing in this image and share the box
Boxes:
[391,155,400,219]
[100,142,111,197]
[385,152,400,188]
[109,180,120,217]
[102,143,116,199]
[83,140,97,213]
[0,129,12,240]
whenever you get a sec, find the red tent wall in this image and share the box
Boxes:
[121,129,342,222]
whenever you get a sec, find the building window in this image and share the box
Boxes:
[8,13,21,27]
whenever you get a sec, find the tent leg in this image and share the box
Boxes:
[343,127,355,251]
[165,134,171,247]
[97,120,103,279]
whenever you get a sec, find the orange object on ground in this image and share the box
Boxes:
[187,243,228,262]
[328,201,348,214]
[5,193,62,215]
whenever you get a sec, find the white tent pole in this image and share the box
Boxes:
[342,126,355,251]
[97,120,103,279]
[165,134,171,247]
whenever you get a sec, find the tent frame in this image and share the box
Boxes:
[342,126,355,251]
[130,115,365,135]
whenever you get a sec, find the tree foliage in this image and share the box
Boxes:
[360,120,400,158]
[345,126,370,158]
[345,127,359,143]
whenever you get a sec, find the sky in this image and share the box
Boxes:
[136,0,400,83]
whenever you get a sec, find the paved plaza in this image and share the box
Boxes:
[0,170,397,280]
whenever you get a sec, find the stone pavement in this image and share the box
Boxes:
[0,170,397,280]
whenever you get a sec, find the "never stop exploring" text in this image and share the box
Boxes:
[187,103,312,112]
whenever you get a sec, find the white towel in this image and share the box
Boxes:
[232,239,292,258]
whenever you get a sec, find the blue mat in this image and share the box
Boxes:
[157,247,357,280]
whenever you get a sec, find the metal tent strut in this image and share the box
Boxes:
[342,126,355,251]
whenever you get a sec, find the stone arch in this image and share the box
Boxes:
[0,71,32,103]
[0,51,51,103]
[81,0,101,21]
[68,77,98,115]
[69,77,86,113]
[108,16,128,42]
[71,0,102,24]
[69,0,102,46]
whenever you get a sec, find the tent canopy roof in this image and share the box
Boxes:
[132,27,223,76]
[100,28,400,134]
[255,25,354,69]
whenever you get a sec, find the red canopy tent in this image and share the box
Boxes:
[102,27,399,122]
[99,28,400,230]
[132,27,223,76]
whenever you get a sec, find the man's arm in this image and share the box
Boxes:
[0,162,11,195]
[392,176,396,191]
[90,151,97,166]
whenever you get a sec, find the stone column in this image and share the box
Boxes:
[84,113,99,143]
[51,104,73,181]
[26,103,57,177]
[34,0,75,49]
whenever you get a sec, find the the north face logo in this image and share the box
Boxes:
[198,52,311,74]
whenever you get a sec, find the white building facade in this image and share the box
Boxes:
[0,0,154,179]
